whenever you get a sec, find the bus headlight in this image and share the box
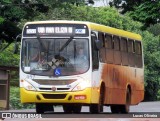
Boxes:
[21,80,36,91]
[72,80,89,91]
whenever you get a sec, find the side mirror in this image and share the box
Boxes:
[13,42,19,54]
[13,34,21,54]
[95,39,102,50]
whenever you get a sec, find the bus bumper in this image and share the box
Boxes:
[20,87,93,104]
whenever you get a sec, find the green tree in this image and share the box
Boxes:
[141,31,160,100]
[109,0,143,14]
[128,1,160,28]
[110,0,160,28]
[0,43,19,66]
[0,0,49,47]
[147,23,160,36]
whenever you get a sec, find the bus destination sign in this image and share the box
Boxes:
[23,24,88,37]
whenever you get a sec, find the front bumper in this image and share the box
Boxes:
[20,87,92,104]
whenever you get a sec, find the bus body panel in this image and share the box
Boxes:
[101,63,144,105]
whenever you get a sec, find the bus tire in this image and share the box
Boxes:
[36,103,45,114]
[110,105,120,113]
[36,103,54,114]
[72,105,82,113]
[120,88,131,113]
[63,104,82,113]
[63,105,73,113]
[90,85,104,113]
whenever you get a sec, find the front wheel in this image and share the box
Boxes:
[36,103,54,114]
[63,104,82,113]
[90,85,104,113]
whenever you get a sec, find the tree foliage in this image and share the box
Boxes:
[110,0,160,28]
[128,1,160,28]
[140,31,160,100]
[0,0,47,53]
[109,0,143,14]
[147,23,160,36]
[0,43,19,66]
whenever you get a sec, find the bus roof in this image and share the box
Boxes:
[25,20,142,41]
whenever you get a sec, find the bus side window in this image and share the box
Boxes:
[105,34,114,64]
[128,39,135,67]
[105,34,113,49]
[98,32,105,47]
[98,32,106,63]
[91,33,99,70]
[135,41,143,68]
[121,37,129,66]
[113,36,121,65]
[135,41,142,55]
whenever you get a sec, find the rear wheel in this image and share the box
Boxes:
[36,103,54,114]
[110,88,131,114]
[90,85,104,113]
[120,88,131,113]
[110,105,121,114]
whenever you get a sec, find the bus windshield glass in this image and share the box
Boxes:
[21,38,89,76]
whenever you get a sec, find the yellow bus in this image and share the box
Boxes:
[20,20,144,113]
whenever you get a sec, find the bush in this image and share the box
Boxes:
[10,86,35,109]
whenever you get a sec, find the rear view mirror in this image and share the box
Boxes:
[13,34,21,54]
[13,42,19,54]
[95,39,102,50]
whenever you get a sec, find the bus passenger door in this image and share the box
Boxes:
[90,32,101,103]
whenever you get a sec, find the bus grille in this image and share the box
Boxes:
[34,79,76,85]
[42,94,67,99]
[39,87,70,91]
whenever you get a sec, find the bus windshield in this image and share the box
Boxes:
[21,38,89,76]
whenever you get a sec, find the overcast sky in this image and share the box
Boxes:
[92,0,110,7]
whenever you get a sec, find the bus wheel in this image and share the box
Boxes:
[63,105,73,113]
[120,88,131,113]
[90,85,104,113]
[110,105,120,113]
[72,105,82,113]
[36,103,54,114]
[63,105,82,113]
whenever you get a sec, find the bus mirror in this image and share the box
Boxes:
[13,34,21,54]
[13,42,19,54]
[95,39,102,50]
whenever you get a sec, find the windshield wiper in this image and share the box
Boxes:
[59,36,74,52]
[37,36,46,52]
[50,36,73,69]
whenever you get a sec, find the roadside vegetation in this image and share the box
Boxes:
[10,86,35,109]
